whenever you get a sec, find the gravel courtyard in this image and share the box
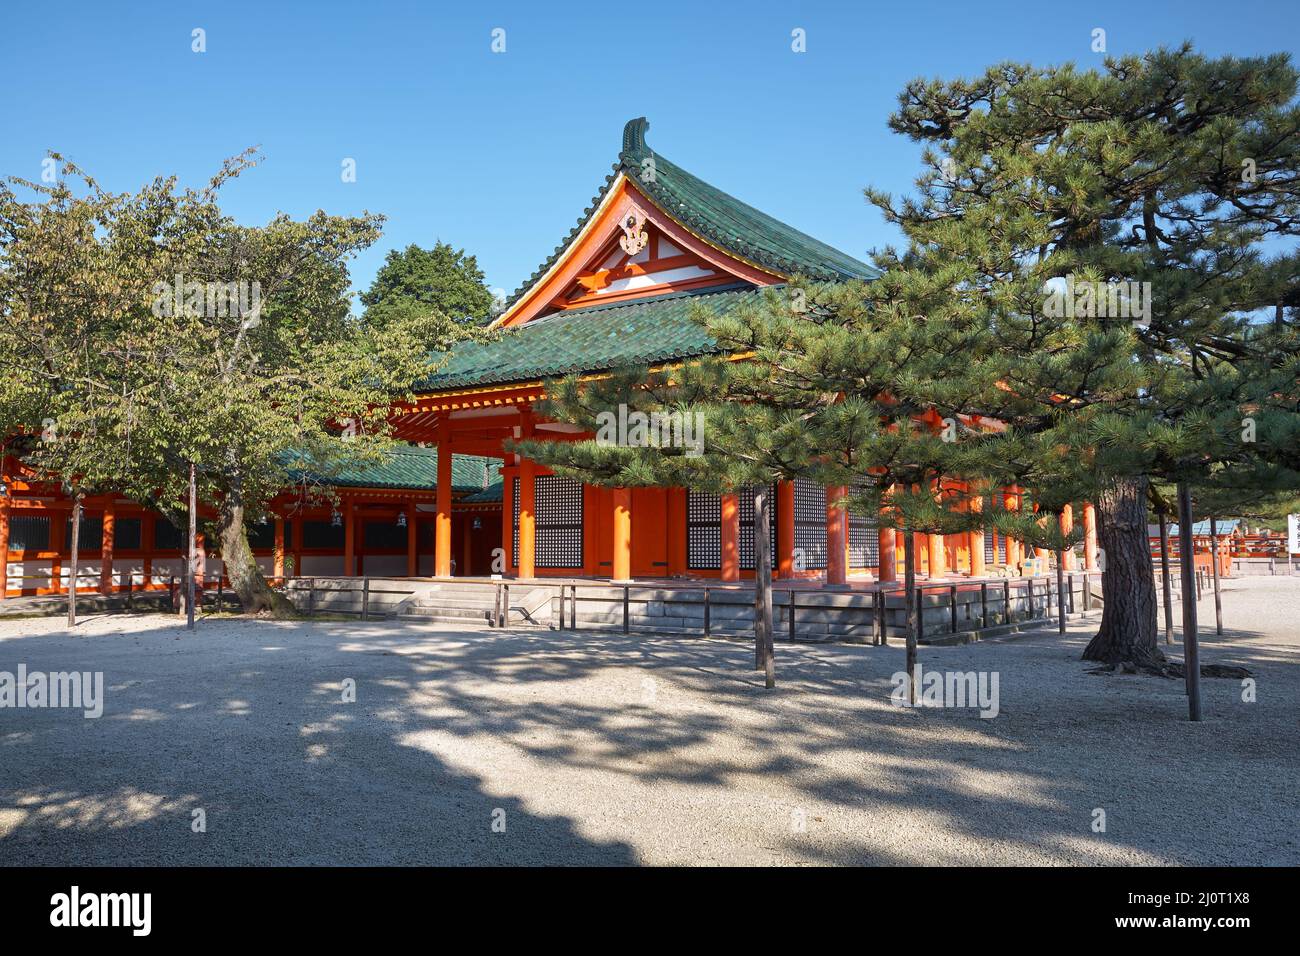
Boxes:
[1,576,1296,866]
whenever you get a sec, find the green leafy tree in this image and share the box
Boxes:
[0,152,468,614]
[360,242,495,327]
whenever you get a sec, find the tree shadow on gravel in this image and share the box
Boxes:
[1,612,1296,866]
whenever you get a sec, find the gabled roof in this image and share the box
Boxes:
[288,445,498,492]
[417,283,761,391]
[498,118,879,318]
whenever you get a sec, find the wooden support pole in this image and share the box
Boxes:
[1177,482,1202,721]
[969,493,986,578]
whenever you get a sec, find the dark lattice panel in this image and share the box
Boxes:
[998,535,1008,563]
[65,516,104,549]
[246,520,276,550]
[364,521,407,551]
[687,489,721,570]
[302,520,345,550]
[113,518,143,551]
[848,513,879,569]
[511,477,520,568]
[984,531,995,565]
[7,515,50,552]
[534,475,583,568]
[792,478,827,570]
[738,484,777,571]
[153,519,184,551]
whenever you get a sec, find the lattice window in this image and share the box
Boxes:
[687,489,721,570]
[535,475,583,568]
[7,515,50,552]
[849,512,879,569]
[511,477,520,568]
[739,484,777,571]
[984,531,996,565]
[792,478,827,570]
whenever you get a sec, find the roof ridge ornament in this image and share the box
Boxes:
[622,117,650,156]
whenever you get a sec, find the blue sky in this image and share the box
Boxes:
[4,0,1297,305]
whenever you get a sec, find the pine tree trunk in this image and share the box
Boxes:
[903,527,917,705]
[217,495,294,617]
[1082,474,1163,668]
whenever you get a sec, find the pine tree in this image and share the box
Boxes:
[862,45,1300,671]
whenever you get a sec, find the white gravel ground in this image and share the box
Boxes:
[1,576,1296,866]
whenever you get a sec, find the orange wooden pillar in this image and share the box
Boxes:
[666,488,687,576]
[0,484,9,601]
[1082,502,1098,570]
[195,533,206,591]
[1060,504,1075,570]
[928,533,947,578]
[436,419,453,577]
[969,493,986,578]
[612,487,632,581]
[99,503,115,594]
[777,481,796,578]
[273,516,285,582]
[49,510,64,594]
[825,486,847,586]
[517,459,536,579]
[1033,502,1049,560]
[1005,490,1022,569]
[343,498,355,576]
[878,527,897,582]
[406,498,418,577]
[291,517,302,579]
[720,493,740,582]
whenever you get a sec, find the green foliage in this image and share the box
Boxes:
[360,241,495,327]
[0,151,471,600]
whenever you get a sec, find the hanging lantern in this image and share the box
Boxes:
[331,510,341,527]
[397,511,407,528]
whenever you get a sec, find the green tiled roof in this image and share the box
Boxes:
[288,446,499,492]
[500,117,879,315]
[417,283,759,391]
[461,480,504,504]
